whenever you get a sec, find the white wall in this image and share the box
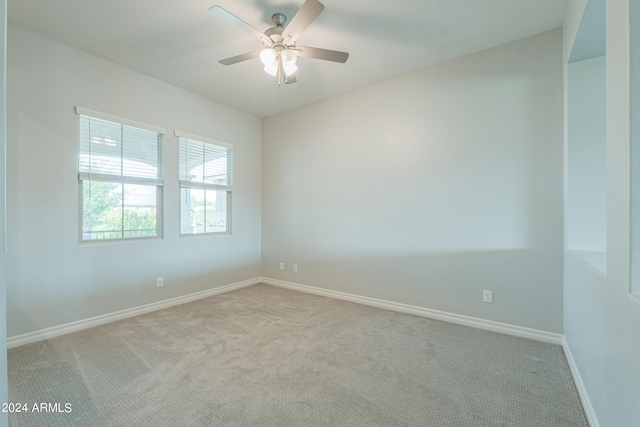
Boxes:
[6,25,262,337]
[0,1,7,425]
[563,0,640,425]
[631,0,640,296]
[262,30,564,333]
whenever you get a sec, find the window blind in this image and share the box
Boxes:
[177,132,232,188]
[78,112,164,183]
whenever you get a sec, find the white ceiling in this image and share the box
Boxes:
[8,0,569,117]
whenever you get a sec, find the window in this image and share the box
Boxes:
[77,107,164,241]
[177,130,233,235]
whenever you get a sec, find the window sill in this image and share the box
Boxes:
[569,250,607,277]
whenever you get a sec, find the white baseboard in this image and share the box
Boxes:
[7,277,261,349]
[562,336,600,427]
[262,277,563,345]
[8,276,563,347]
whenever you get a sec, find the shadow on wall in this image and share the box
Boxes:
[6,265,257,339]
[264,247,563,333]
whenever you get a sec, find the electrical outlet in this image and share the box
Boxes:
[157,277,164,288]
[293,264,298,273]
[279,262,284,271]
[483,290,493,303]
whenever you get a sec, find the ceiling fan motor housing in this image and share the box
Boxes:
[271,13,287,27]
[265,14,286,44]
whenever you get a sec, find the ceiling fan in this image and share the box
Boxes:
[209,0,349,85]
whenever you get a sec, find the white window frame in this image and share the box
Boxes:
[632,0,640,296]
[176,130,233,236]
[76,107,165,242]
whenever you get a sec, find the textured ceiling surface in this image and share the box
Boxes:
[8,0,569,117]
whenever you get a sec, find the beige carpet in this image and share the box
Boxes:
[8,283,588,426]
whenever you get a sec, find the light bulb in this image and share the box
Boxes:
[260,49,277,66]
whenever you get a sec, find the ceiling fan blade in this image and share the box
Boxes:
[282,0,325,44]
[285,73,297,85]
[296,46,349,63]
[209,5,271,45]
[219,50,261,66]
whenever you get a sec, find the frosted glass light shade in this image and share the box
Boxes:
[283,63,298,76]
[260,49,277,66]
[281,50,297,66]
[263,61,278,76]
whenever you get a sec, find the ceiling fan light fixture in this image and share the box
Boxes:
[260,48,277,66]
